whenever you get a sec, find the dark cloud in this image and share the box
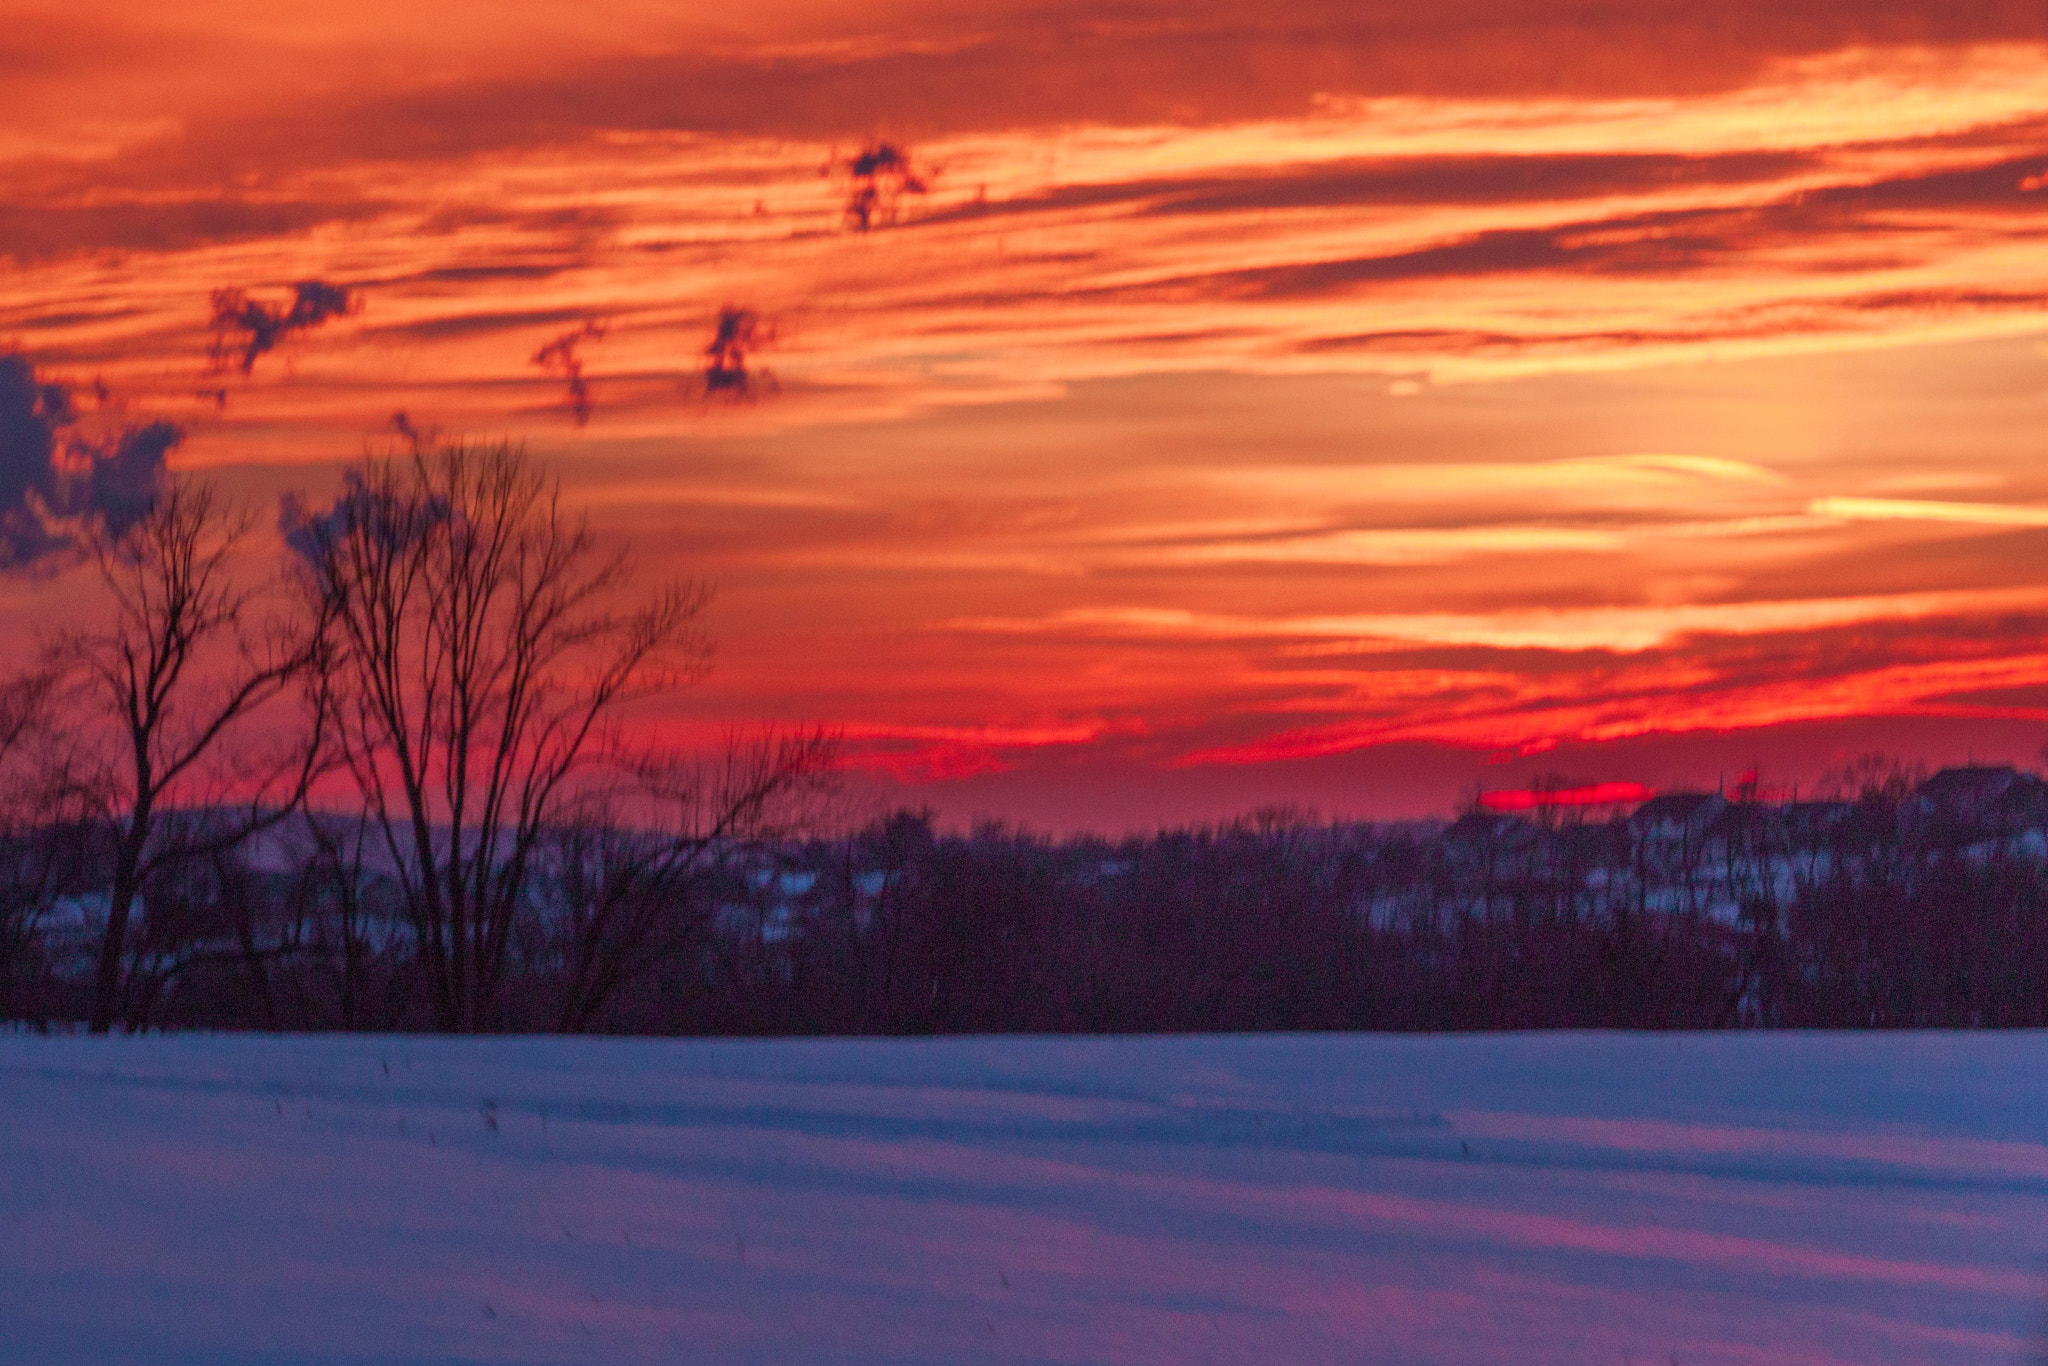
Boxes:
[1806,154,2048,213]
[1116,222,1666,302]
[0,0,2031,233]
[382,410,445,453]
[1118,153,2048,307]
[363,306,594,343]
[82,422,180,539]
[0,355,73,567]
[0,353,180,568]
[399,264,576,285]
[109,3,2046,183]
[278,464,453,569]
[694,306,773,401]
[1160,152,1822,215]
[412,204,621,237]
[919,152,1818,229]
[208,279,358,375]
[0,14,160,81]
[832,142,930,231]
[1292,320,1846,356]
[1298,329,1563,354]
[0,199,389,265]
[1109,193,1935,303]
[530,321,608,426]
[1829,287,2048,313]
[0,307,145,333]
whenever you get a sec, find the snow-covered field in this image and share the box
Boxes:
[2,1032,2045,1365]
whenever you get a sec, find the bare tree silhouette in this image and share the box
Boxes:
[0,668,89,1021]
[546,730,840,1032]
[284,439,707,1030]
[53,479,331,1032]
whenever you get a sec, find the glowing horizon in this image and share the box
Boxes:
[5,1,2048,830]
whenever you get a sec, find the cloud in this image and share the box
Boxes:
[946,586,2048,655]
[208,279,359,376]
[4,30,2041,422]
[0,353,180,568]
[1478,781,1656,811]
[530,320,607,426]
[833,716,1138,782]
[1135,525,1631,567]
[1117,206,1783,303]
[54,5,2048,187]
[1100,509,1825,569]
[1037,145,2048,312]
[1180,645,2048,767]
[694,306,775,401]
[1809,496,2048,527]
[0,199,391,265]
[918,151,1818,229]
[1190,454,1791,516]
[0,355,73,567]
[5,9,2048,824]
[365,306,594,343]
[82,421,180,539]
[278,465,453,569]
[832,142,930,231]
[1808,153,2048,212]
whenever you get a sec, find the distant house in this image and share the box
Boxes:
[1443,811,1549,864]
[1555,821,1629,868]
[1777,800,1853,844]
[1628,791,1730,874]
[715,866,824,945]
[1440,811,1552,920]
[1628,791,1728,841]
[1908,765,2048,855]
[1628,792,1736,919]
[1913,764,2030,816]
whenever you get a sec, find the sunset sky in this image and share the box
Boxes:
[5,0,2048,830]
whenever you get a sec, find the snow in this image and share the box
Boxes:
[2,1031,2045,1365]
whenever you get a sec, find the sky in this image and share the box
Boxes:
[4,1,2048,831]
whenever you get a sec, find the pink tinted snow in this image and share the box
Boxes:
[0,1031,2044,1365]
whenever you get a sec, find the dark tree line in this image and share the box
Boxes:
[642,781,2048,1037]
[3,431,2048,1033]
[13,762,2048,1033]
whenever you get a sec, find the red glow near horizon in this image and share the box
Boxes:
[1478,783,1659,813]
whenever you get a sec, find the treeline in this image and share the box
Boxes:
[509,785,2048,1034]
[2,422,2044,1034]
[8,765,2048,1032]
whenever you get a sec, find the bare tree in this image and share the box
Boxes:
[55,479,328,1033]
[546,729,840,1032]
[296,804,392,1029]
[288,439,707,1030]
[0,668,88,1020]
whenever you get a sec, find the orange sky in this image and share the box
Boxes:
[5,1,2048,829]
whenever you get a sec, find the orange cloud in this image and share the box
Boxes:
[4,10,2048,823]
